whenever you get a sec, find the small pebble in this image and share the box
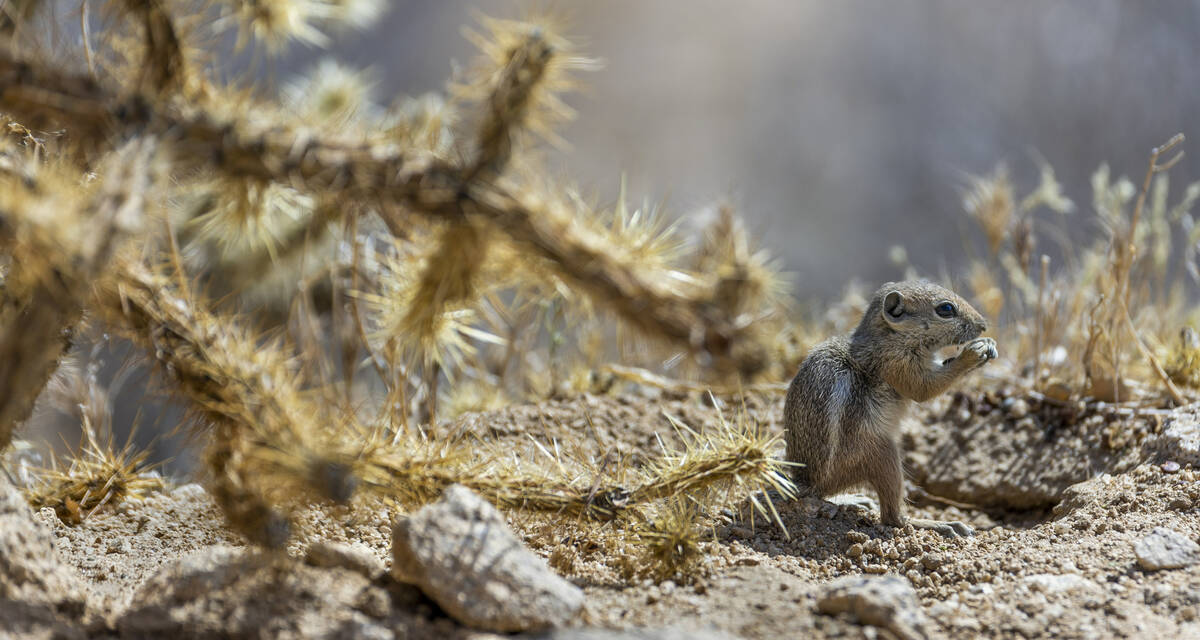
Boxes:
[106,539,131,555]
[1134,527,1200,571]
[1008,399,1029,419]
[846,531,869,544]
[172,483,208,500]
[1162,461,1181,474]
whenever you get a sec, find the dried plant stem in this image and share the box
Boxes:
[1083,134,1186,402]
[80,0,95,77]
[1119,298,1185,405]
[1115,135,1185,403]
[1127,135,1185,288]
[1033,254,1049,388]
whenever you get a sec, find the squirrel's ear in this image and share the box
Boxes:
[882,290,905,320]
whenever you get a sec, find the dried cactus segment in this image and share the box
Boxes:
[26,424,164,525]
[632,408,795,517]
[0,138,157,451]
[0,48,768,374]
[113,0,189,94]
[358,233,504,380]
[359,402,794,532]
[695,205,790,318]
[206,424,293,548]
[634,498,706,582]
[458,15,594,178]
[214,0,369,50]
[25,364,164,524]
[283,58,379,129]
[95,260,358,546]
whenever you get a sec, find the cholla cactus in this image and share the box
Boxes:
[0,2,797,581]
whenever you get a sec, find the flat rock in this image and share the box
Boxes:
[1134,527,1200,571]
[392,485,584,632]
[117,545,442,639]
[816,574,930,640]
[519,629,736,640]
[1023,573,1100,594]
[305,540,385,579]
[0,471,88,616]
[1144,415,1200,468]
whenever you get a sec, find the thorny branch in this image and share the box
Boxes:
[0,51,763,375]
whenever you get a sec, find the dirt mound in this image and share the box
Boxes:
[905,390,1198,510]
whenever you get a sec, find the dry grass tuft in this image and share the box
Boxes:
[956,134,1199,407]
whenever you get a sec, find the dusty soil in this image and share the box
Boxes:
[12,389,1200,639]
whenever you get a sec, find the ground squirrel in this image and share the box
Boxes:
[784,281,997,537]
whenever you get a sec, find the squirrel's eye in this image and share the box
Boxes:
[935,302,957,318]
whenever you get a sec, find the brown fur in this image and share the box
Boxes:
[784,281,996,533]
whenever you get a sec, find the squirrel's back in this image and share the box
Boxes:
[784,336,903,489]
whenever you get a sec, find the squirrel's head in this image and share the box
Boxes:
[855,281,987,351]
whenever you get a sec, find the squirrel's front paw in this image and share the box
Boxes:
[960,337,998,368]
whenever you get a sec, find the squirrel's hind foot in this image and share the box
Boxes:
[828,493,879,514]
[907,517,974,538]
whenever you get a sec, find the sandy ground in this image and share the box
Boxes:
[11,390,1200,639]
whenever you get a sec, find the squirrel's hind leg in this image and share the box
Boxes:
[861,436,975,538]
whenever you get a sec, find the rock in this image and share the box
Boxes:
[1023,573,1099,593]
[392,485,584,632]
[0,599,86,640]
[305,541,385,579]
[816,575,929,640]
[1134,527,1200,571]
[117,546,435,638]
[1145,416,1200,468]
[1007,399,1029,419]
[519,628,736,640]
[170,483,208,500]
[0,472,88,616]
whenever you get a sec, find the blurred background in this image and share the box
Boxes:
[271,0,1200,299]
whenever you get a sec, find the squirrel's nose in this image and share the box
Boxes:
[977,321,988,333]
